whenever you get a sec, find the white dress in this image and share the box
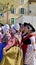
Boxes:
[25,36,36,65]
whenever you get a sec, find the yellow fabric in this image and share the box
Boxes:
[0,46,23,65]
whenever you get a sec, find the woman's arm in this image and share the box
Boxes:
[30,36,36,50]
[3,38,16,55]
[4,38,16,50]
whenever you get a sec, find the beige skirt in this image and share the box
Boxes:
[0,46,23,65]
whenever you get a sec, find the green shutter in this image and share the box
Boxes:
[14,8,16,14]
[24,8,26,15]
[20,0,24,4]
[11,18,14,24]
[19,8,21,14]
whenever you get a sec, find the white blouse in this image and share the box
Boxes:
[30,36,36,49]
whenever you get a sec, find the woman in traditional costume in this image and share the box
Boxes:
[1,24,23,65]
[21,23,36,65]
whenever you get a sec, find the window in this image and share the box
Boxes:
[11,8,16,14]
[11,18,14,24]
[11,18,16,24]
[29,2,31,4]
[19,8,26,14]
[19,8,24,14]
[20,0,24,4]
[29,11,31,13]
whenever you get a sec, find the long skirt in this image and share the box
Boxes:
[25,44,36,65]
[0,46,23,65]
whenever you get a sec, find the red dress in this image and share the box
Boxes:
[21,33,35,55]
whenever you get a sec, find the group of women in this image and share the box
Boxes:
[0,22,36,65]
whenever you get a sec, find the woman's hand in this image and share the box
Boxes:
[3,48,7,55]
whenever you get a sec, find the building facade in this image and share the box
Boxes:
[4,0,29,24]
[29,0,36,15]
[0,0,36,24]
